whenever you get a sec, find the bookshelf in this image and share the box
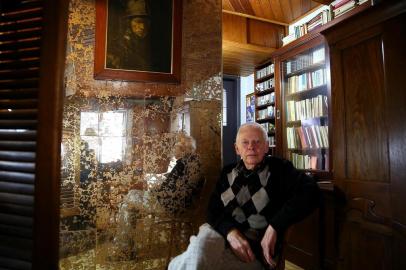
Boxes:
[280,39,331,178]
[254,61,277,155]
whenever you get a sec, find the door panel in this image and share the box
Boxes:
[327,7,406,270]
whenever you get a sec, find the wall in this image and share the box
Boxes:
[58,0,222,269]
[240,74,254,125]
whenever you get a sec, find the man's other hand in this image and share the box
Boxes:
[226,229,255,263]
[261,225,277,267]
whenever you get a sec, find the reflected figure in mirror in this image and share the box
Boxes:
[108,133,204,261]
[152,133,205,214]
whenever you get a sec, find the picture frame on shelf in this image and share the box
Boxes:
[246,93,255,123]
[94,0,182,84]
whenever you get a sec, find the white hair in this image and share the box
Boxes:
[177,133,196,153]
[235,122,268,143]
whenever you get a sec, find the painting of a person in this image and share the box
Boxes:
[106,0,172,73]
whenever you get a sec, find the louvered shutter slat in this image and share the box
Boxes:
[0,151,35,162]
[0,141,36,152]
[0,109,38,120]
[0,89,38,99]
[0,77,39,88]
[0,28,42,39]
[0,59,40,71]
[0,130,36,141]
[0,99,38,108]
[0,48,41,60]
[0,70,39,80]
[0,192,34,206]
[0,213,32,228]
[0,121,37,129]
[0,256,31,270]
[0,245,32,262]
[0,17,42,32]
[0,141,36,151]
[0,161,35,173]
[0,203,33,216]
[0,7,42,21]
[0,40,41,53]
[0,181,34,194]
[0,171,34,184]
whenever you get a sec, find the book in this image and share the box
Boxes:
[332,0,352,9]
[334,0,356,17]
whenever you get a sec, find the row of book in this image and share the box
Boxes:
[332,0,368,18]
[256,63,274,80]
[282,0,369,46]
[285,47,325,75]
[286,68,326,94]
[256,78,275,92]
[257,106,275,120]
[260,122,276,134]
[257,92,275,106]
[291,153,329,171]
[307,9,332,32]
[286,125,329,150]
[286,95,328,122]
[282,9,331,46]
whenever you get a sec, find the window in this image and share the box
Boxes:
[223,88,227,126]
[80,111,127,163]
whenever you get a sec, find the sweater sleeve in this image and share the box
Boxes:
[267,159,321,235]
[206,168,241,238]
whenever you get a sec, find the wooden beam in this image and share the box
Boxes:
[222,9,288,26]
[223,40,276,54]
[222,40,276,76]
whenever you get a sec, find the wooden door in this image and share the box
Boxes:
[326,3,406,270]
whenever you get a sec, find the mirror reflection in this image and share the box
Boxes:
[59,97,209,269]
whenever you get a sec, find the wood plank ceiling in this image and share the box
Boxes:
[222,0,322,76]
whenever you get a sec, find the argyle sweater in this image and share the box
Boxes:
[207,156,320,240]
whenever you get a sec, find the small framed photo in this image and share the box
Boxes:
[246,93,255,123]
[94,0,182,84]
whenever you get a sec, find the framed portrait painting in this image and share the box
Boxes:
[94,0,182,83]
[246,93,255,123]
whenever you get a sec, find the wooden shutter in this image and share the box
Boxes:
[0,1,42,268]
[0,0,68,269]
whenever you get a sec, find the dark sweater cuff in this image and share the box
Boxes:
[267,217,286,237]
[210,220,238,239]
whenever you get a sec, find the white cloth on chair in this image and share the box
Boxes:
[168,223,264,270]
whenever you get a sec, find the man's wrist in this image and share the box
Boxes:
[267,224,276,233]
[226,228,239,241]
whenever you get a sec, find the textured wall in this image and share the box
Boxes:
[59,0,222,268]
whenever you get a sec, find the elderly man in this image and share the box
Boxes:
[168,122,320,270]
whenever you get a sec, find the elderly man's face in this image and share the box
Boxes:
[235,126,268,170]
[131,17,148,38]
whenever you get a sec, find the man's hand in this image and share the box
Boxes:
[261,225,277,267]
[226,229,255,263]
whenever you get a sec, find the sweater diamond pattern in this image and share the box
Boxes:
[220,165,270,229]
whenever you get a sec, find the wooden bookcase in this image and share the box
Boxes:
[254,61,277,156]
[278,36,332,180]
[272,36,333,269]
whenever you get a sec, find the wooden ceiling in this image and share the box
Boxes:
[223,0,320,24]
[222,0,323,76]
